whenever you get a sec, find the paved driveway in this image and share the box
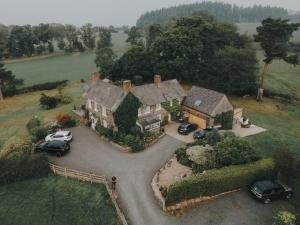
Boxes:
[50,126,289,225]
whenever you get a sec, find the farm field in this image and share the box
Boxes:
[5,32,129,87]
[0,176,121,225]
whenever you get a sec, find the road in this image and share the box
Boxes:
[51,126,288,225]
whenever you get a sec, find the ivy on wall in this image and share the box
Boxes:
[215,111,234,129]
[161,99,181,121]
[113,93,141,134]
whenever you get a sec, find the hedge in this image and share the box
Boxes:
[165,159,275,206]
[0,153,50,184]
[17,80,69,94]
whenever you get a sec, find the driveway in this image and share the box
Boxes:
[50,126,289,225]
[164,122,194,143]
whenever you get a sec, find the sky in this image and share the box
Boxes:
[0,0,299,26]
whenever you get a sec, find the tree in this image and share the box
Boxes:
[39,94,58,109]
[97,28,112,49]
[33,23,54,54]
[94,47,116,78]
[113,93,140,134]
[0,24,8,56]
[254,18,300,101]
[126,26,143,46]
[145,24,162,48]
[272,149,297,183]
[81,23,96,50]
[0,62,23,99]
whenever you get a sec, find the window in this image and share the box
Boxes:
[156,103,161,111]
[143,105,150,114]
[138,108,142,116]
[102,106,107,117]
[103,120,108,128]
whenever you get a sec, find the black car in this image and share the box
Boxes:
[249,180,293,204]
[36,140,70,157]
[193,127,220,140]
[178,123,198,135]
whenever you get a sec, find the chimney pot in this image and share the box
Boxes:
[92,71,100,82]
[154,74,161,87]
[123,80,132,93]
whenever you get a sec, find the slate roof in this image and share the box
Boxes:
[86,80,126,111]
[183,86,233,116]
[131,79,186,105]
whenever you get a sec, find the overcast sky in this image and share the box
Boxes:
[0,0,299,26]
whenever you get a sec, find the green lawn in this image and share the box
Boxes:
[5,32,129,88]
[0,176,121,225]
[230,97,300,159]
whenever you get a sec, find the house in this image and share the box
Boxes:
[131,75,186,132]
[85,74,186,132]
[182,86,234,129]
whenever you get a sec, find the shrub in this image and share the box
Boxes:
[55,94,72,104]
[123,134,136,146]
[0,136,35,159]
[205,130,222,145]
[30,126,48,142]
[215,136,258,167]
[175,146,193,167]
[273,211,296,225]
[95,122,113,138]
[130,136,145,152]
[40,94,58,109]
[215,111,234,129]
[0,153,50,184]
[56,112,76,128]
[144,131,160,144]
[272,149,297,184]
[165,159,275,206]
[26,117,41,130]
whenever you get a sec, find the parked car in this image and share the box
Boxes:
[193,126,220,140]
[249,180,293,204]
[45,131,73,142]
[36,140,71,157]
[178,123,198,135]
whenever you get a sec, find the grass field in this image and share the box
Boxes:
[0,81,82,148]
[5,32,129,87]
[0,176,121,225]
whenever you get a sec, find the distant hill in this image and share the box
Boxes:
[136,2,290,27]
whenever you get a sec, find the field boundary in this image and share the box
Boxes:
[49,163,128,225]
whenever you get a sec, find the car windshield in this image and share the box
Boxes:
[67,132,71,136]
[253,185,263,194]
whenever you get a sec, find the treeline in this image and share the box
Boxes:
[96,16,258,95]
[0,23,119,59]
[136,2,289,27]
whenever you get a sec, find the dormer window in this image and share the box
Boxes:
[194,100,202,107]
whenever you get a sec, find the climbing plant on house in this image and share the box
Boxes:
[215,111,233,129]
[113,93,140,134]
[161,99,181,121]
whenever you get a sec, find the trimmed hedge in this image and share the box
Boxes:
[0,153,50,184]
[17,80,69,94]
[165,159,275,206]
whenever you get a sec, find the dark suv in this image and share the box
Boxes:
[177,123,198,135]
[249,180,293,204]
[36,140,70,157]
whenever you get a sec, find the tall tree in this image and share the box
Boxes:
[33,23,54,54]
[0,24,8,57]
[81,23,96,50]
[254,18,300,101]
[97,28,112,49]
[126,26,143,46]
[145,24,162,49]
[94,47,116,78]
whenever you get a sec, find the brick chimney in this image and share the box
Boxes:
[154,74,161,87]
[92,71,100,82]
[123,80,132,93]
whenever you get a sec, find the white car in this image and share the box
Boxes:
[45,131,73,142]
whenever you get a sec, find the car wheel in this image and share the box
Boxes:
[263,198,271,204]
[286,193,292,199]
[56,152,62,157]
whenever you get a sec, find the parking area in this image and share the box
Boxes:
[164,122,194,143]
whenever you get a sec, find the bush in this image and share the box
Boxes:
[26,117,41,130]
[40,94,58,109]
[165,159,275,206]
[215,135,258,167]
[0,153,50,185]
[273,211,296,225]
[95,122,113,138]
[0,136,35,159]
[215,111,234,130]
[56,112,77,128]
[55,94,72,104]
[175,147,193,167]
[30,126,48,142]
[129,136,145,152]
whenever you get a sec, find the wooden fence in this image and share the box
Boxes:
[49,163,128,225]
